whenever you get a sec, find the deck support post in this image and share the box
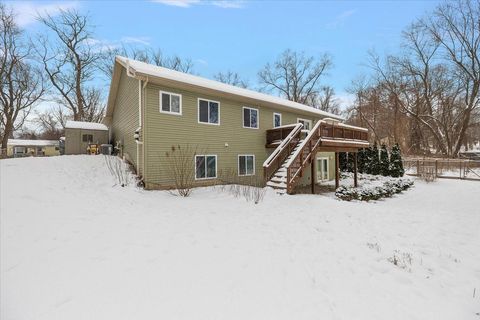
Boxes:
[311,158,315,194]
[335,152,340,189]
[353,152,358,187]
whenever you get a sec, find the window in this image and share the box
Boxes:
[14,147,26,154]
[198,98,220,125]
[195,155,217,179]
[238,155,255,176]
[243,107,259,129]
[297,118,312,131]
[273,113,282,128]
[160,91,182,115]
[82,134,93,143]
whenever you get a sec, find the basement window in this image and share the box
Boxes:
[195,155,217,180]
[160,91,182,115]
[238,155,255,176]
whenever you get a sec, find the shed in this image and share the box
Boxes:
[64,121,109,155]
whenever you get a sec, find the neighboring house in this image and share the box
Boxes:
[64,121,109,155]
[104,56,369,194]
[7,139,60,157]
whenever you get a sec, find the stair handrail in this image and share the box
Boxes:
[284,120,323,168]
[263,123,303,180]
[285,120,325,191]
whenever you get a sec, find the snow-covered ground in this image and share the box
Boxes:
[1,156,480,320]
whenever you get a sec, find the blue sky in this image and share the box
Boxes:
[11,0,441,106]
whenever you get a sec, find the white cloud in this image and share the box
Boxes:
[210,1,244,8]
[326,9,355,29]
[195,58,208,65]
[121,36,152,46]
[6,1,79,27]
[151,0,200,7]
[151,0,244,9]
[335,92,356,110]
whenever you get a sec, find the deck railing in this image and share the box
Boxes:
[264,119,369,193]
[263,123,303,181]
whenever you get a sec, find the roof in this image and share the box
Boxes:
[105,56,344,121]
[65,121,108,131]
[8,139,59,147]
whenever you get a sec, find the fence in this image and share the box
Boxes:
[403,158,480,181]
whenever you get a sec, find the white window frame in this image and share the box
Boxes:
[197,98,220,126]
[194,154,218,180]
[297,118,312,131]
[159,90,182,115]
[273,112,282,128]
[13,146,26,154]
[238,154,255,176]
[316,156,330,182]
[242,106,259,129]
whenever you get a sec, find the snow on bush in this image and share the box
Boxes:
[104,155,133,187]
[335,176,414,201]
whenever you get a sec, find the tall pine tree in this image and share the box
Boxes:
[339,152,348,172]
[357,148,367,173]
[368,143,381,175]
[379,144,390,176]
[389,143,405,177]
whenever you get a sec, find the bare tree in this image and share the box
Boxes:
[99,46,194,78]
[0,4,45,157]
[213,70,248,88]
[35,9,104,122]
[305,86,341,114]
[258,49,332,105]
[34,108,64,140]
[423,0,480,155]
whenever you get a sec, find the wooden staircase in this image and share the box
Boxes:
[266,139,304,193]
[263,119,369,194]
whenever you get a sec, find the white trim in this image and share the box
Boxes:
[194,154,218,180]
[297,118,312,131]
[238,154,255,176]
[273,112,282,128]
[316,156,329,182]
[242,106,259,129]
[115,57,345,121]
[159,90,182,115]
[197,98,221,126]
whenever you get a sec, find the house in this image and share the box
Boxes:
[7,139,60,157]
[64,121,109,155]
[104,56,369,194]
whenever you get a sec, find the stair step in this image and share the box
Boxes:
[266,181,287,188]
[271,177,286,184]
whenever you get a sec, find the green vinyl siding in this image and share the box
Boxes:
[143,81,323,189]
[111,69,140,170]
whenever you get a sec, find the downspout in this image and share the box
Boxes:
[136,79,143,178]
[142,77,149,183]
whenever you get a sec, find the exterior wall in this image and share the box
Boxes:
[142,81,326,189]
[296,151,336,186]
[110,69,140,170]
[65,128,108,155]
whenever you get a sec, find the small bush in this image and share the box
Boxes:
[164,144,199,197]
[388,250,413,272]
[335,178,414,201]
[216,169,267,204]
[104,155,132,187]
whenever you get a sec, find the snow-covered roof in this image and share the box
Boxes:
[113,56,344,121]
[8,139,59,147]
[65,121,108,131]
